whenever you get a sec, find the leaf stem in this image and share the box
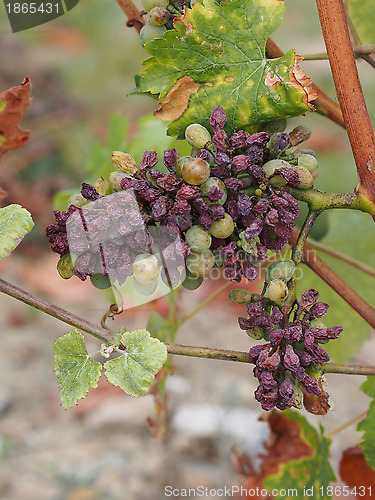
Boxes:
[315,0,375,211]
[307,237,375,278]
[292,211,321,266]
[301,45,375,61]
[325,409,368,438]
[177,281,233,326]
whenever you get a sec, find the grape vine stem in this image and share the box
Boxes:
[316,0,375,212]
[1,278,375,376]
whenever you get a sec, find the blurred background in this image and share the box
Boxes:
[0,0,374,498]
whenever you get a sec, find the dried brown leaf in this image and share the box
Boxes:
[154,76,200,121]
[0,78,33,162]
[288,54,318,110]
[339,446,375,498]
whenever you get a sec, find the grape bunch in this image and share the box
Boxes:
[139,0,191,46]
[231,260,342,413]
[46,105,319,297]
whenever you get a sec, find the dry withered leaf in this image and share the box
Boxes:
[288,54,318,110]
[339,446,375,498]
[235,412,313,498]
[154,76,200,121]
[0,78,33,162]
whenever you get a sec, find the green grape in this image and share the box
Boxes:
[262,159,290,186]
[185,124,212,149]
[200,177,227,205]
[175,156,190,177]
[90,273,112,289]
[149,6,171,26]
[297,154,318,172]
[186,249,215,277]
[310,318,327,329]
[109,171,133,191]
[133,276,158,296]
[181,269,204,290]
[181,157,211,185]
[265,279,288,302]
[293,386,304,409]
[238,173,253,188]
[57,253,75,279]
[185,225,212,252]
[111,151,138,175]
[246,326,264,340]
[67,193,89,208]
[140,23,166,46]
[265,258,296,283]
[291,148,316,160]
[94,177,112,196]
[133,253,160,284]
[292,165,314,189]
[228,288,254,304]
[209,213,234,239]
[141,0,168,10]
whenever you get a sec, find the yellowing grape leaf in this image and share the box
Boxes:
[139,0,316,138]
[0,204,34,261]
[104,329,167,397]
[0,78,32,161]
[239,411,335,499]
[54,330,102,409]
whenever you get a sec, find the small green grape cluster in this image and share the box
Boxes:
[139,0,191,46]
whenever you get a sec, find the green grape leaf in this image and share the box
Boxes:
[347,0,375,44]
[297,210,375,363]
[104,329,168,397]
[139,0,315,138]
[263,411,335,498]
[0,204,34,261]
[358,377,375,469]
[54,330,102,409]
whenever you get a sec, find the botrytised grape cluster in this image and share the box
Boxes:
[231,260,342,413]
[139,0,191,46]
[46,105,319,297]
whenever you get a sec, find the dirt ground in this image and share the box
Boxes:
[0,253,373,500]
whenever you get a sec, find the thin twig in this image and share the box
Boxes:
[325,410,368,438]
[1,278,375,375]
[301,44,375,60]
[307,238,375,278]
[316,0,375,210]
[178,281,233,326]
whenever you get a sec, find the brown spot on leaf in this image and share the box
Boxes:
[288,53,318,110]
[154,76,200,121]
[225,77,234,83]
[264,73,281,89]
[0,78,33,162]
[234,412,314,498]
[174,11,193,35]
[340,446,375,498]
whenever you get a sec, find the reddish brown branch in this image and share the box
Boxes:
[115,0,144,33]
[315,0,375,208]
[290,230,375,329]
[266,39,345,129]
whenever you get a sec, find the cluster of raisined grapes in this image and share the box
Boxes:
[139,0,191,46]
[231,259,342,412]
[46,105,319,296]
